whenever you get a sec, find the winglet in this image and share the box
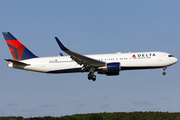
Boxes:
[55,37,69,51]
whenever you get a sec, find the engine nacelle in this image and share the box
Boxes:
[98,62,121,76]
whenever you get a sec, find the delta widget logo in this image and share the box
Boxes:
[132,53,156,58]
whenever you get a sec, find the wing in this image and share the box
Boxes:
[55,37,106,68]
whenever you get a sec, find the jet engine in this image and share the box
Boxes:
[98,62,121,76]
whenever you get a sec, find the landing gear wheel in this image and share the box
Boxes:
[87,67,96,81]
[163,72,166,75]
[88,73,92,80]
[162,67,167,76]
[87,73,96,81]
[92,75,96,81]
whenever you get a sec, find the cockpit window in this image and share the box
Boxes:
[168,55,174,57]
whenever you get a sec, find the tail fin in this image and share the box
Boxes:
[2,32,37,61]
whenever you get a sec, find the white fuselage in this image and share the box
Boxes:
[8,51,178,74]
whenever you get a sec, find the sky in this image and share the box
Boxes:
[0,0,180,118]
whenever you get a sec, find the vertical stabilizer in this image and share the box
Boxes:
[2,32,37,61]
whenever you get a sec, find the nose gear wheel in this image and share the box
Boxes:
[162,67,167,75]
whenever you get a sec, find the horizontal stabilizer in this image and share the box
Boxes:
[4,59,30,66]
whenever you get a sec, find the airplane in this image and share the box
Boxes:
[2,32,178,81]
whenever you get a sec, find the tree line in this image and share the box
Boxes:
[1,111,180,120]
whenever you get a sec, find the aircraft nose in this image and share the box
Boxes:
[175,57,178,63]
[170,57,178,65]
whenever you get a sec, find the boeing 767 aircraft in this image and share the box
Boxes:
[3,32,178,81]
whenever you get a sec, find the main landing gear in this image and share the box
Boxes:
[88,67,96,81]
[162,67,167,75]
[88,72,96,81]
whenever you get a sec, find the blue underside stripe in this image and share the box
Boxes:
[47,66,163,74]
[121,66,163,70]
[47,68,82,73]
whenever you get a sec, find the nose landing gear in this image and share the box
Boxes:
[162,67,167,75]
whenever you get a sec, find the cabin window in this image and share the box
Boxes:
[168,55,174,57]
